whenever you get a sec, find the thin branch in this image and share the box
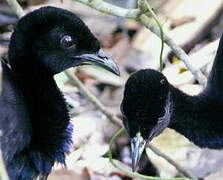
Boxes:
[5,0,25,18]
[139,14,207,85]
[73,0,141,18]
[72,0,207,85]
[147,144,196,179]
[65,70,122,127]
[142,0,164,71]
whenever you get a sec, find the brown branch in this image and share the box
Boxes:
[73,0,141,18]
[5,0,25,18]
[139,14,207,85]
[72,0,207,86]
[147,143,196,179]
[65,70,122,127]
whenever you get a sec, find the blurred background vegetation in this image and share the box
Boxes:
[1,0,223,179]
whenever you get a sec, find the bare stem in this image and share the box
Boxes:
[72,0,207,85]
[142,0,164,71]
[73,0,141,18]
[65,70,122,127]
[147,144,197,179]
[5,0,25,17]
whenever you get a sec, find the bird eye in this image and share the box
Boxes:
[60,35,75,48]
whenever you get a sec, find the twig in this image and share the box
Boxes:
[72,0,207,85]
[141,0,164,71]
[139,14,207,85]
[147,144,196,179]
[5,0,207,85]
[73,0,141,18]
[4,0,25,18]
[65,70,122,127]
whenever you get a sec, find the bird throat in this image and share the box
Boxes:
[15,71,73,171]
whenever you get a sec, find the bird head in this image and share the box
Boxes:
[121,69,172,171]
[8,6,119,75]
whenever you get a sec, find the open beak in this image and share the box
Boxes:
[76,49,120,76]
[131,132,146,172]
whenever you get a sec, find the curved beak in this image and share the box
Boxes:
[76,49,120,76]
[131,132,146,172]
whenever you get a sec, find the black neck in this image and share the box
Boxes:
[205,35,223,100]
[169,85,223,148]
[14,66,72,162]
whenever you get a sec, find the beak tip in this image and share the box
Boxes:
[97,49,120,76]
[104,59,120,76]
[114,67,120,76]
[131,134,146,173]
[132,157,139,173]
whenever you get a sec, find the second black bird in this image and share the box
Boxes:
[121,33,223,171]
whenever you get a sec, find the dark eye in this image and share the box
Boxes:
[60,35,75,48]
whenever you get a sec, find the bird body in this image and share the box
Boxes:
[121,33,223,171]
[0,62,73,179]
[0,6,119,179]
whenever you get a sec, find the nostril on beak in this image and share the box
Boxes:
[98,55,108,61]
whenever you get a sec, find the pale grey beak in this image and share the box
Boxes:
[131,133,146,172]
[76,49,120,76]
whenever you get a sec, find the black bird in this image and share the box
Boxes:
[0,6,119,180]
[121,34,223,172]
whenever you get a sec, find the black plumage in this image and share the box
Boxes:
[0,6,119,180]
[121,33,223,171]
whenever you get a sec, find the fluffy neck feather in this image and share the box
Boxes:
[12,66,73,178]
